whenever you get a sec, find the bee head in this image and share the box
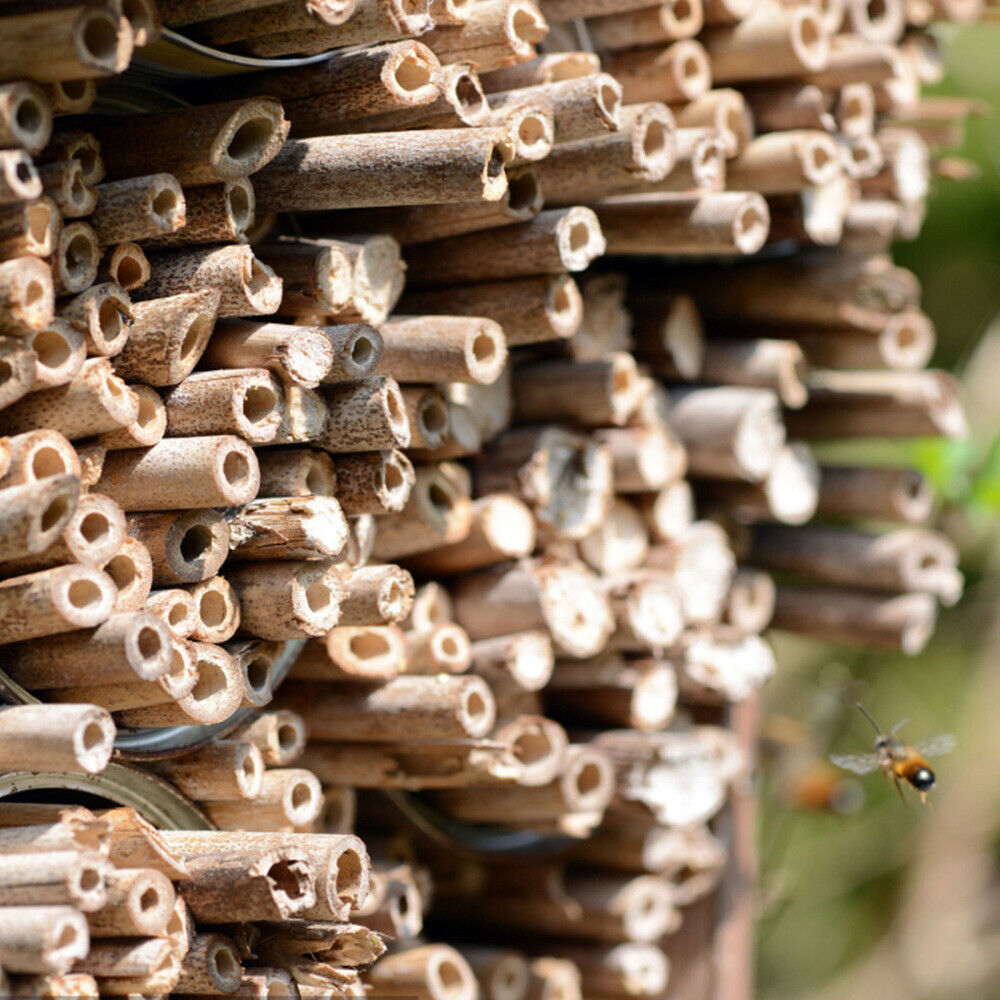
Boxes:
[910,767,935,791]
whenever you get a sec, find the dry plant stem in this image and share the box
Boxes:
[481,51,600,91]
[173,933,243,995]
[594,424,685,493]
[596,192,770,256]
[0,705,114,774]
[201,768,324,831]
[603,40,712,105]
[52,224,100,296]
[97,384,166,449]
[0,564,116,643]
[38,160,96,218]
[0,849,108,910]
[151,740,264,801]
[470,631,553,690]
[772,584,937,654]
[255,239,353,318]
[394,385,448,450]
[273,384,328,445]
[0,473,79,564]
[404,494,536,576]
[163,368,283,444]
[103,536,155,613]
[227,638,284,707]
[236,709,307,766]
[334,449,413,514]
[74,936,176,984]
[137,244,282,318]
[403,623,472,674]
[0,197,59,259]
[126,508,230,585]
[156,0,277,25]
[538,0,689,17]
[94,435,260,510]
[202,321,335,389]
[0,81,52,154]
[228,496,349,561]
[145,589,197,638]
[405,207,605,285]
[294,625,407,680]
[103,240,152,291]
[277,674,495,740]
[402,274,581,346]
[255,130,507,212]
[724,569,776,635]
[114,289,219,387]
[0,151,41,208]
[143,178,255,248]
[257,447,337,498]
[1,611,171,688]
[378,315,507,384]
[726,130,842,193]
[59,282,132,357]
[366,944,477,1000]
[419,0,548,73]
[45,80,97,114]
[815,464,933,523]
[88,99,287,185]
[90,174,185,245]
[0,256,53,335]
[86,867,175,937]
[337,564,415,625]
[0,905,89,974]
[0,429,80,488]
[318,376,411,452]
[227,560,342,639]
[186,576,240,643]
[588,0,705,49]
[485,74,622,143]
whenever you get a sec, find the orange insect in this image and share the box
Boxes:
[830,704,955,804]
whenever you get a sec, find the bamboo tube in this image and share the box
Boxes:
[397,389,450,455]
[254,130,508,212]
[723,568,776,635]
[675,89,753,157]
[203,322,333,389]
[270,387,327,448]
[0,705,114,774]
[335,449,414,514]
[94,435,260,510]
[226,637,282,706]
[743,81,837,132]
[405,207,604,285]
[127,508,230,585]
[0,197,58,260]
[637,124,725,195]
[38,159,96,218]
[418,0,547,72]
[696,440,819,525]
[465,951,526,1000]
[547,654,678,731]
[637,479,695,543]
[146,588,198,638]
[596,424,685,494]
[846,0,905,41]
[0,256,53,335]
[815,463,933,523]
[470,631,553,691]
[0,807,110,855]
[676,629,775,700]
[725,130,842,193]
[226,560,342,639]
[255,239,351,319]
[596,192,770,255]
[137,244,282,318]
[225,0,428,56]
[144,178,255,248]
[337,565,415,626]
[89,174,185,246]
[45,79,97,114]
[361,866,424,939]
[786,369,967,439]
[278,674,495,740]
[0,429,79,488]
[513,352,645,428]
[113,290,219,386]
[114,640,242,725]
[407,581,453,632]
[701,4,829,81]
[9,972,99,999]
[163,368,284,444]
[25,322,84,392]
[75,936,178,988]
[401,274,582,346]
[603,40,712,105]
[317,375,411,452]
[151,740,264,801]
[186,576,240,643]
[0,81,52,154]
[52,221,101,298]
[1,610,172,688]
[482,55,598,95]
[0,474,78,563]
[59,282,132,358]
[202,768,325,830]
[103,536,154,613]
[88,99,287,186]
[292,626,407,680]
[526,957,581,1000]
[237,709,307,766]
[345,513,376,566]
[404,494,536,576]
[543,943,668,997]
[588,0,704,49]
[156,0,281,24]
[0,564,116,643]
[173,933,244,995]
[98,242,147,291]
[772,584,937,654]
[367,944,477,1000]
[96,384,166,450]
[370,463,473,561]
[534,105,676,204]
[578,500,650,576]
[0,906,89,975]
[37,130,103,185]
[0,358,137,441]
[403,622,472,674]
[257,447,338,498]
[229,495,348,561]
[87,867,175,938]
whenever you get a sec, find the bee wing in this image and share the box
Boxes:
[915,734,956,758]
[830,752,881,775]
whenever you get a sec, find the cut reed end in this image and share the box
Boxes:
[18,196,59,257]
[71,705,116,773]
[445,64,489,127]
[107,243,150,291]
[386,43,442,105]
[499,714,565,785]
[731,192,770,254]
[457,674,497,738]
[74,6,129,74]
[634,106,677,182]
[214,99,288,181]
[801,132,842,186]
[291,563,343,635]
[2,255,53,332]
[329,836,369,911]
[210,435,261,506]
[427,947,478,1000]
[48,79,97,114]
[170,509,231,583]
[27,474,80,554]
[279,770,324,826]
[104,536,153,613]
[203,935,243,993]
[540,564,615,657]
[880,310,935,369]
[377,565,416,622]
[55,565,118,630]
[672,40,713,101]
[663,0,704,35]
[506,0,548,58]
[2,81,53,153]
[376,449,416,512]
[482,494,537,559]
[175,643,242,724]
[556,207,606,272]
[791,6,831,71]
[541,274,583,341]
[507,108,554,164]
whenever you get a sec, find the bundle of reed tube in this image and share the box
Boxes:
[0,0,982,994]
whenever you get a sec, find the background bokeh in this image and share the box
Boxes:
[757,21,1000,1000]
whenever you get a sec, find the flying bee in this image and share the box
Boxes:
[830,704,955,804]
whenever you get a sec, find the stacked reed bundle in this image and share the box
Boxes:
[0,0,981,997]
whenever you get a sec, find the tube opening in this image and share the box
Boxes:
[223,450,251,486]
[350,333,376,368]
[396,55,433,91]
[228,182,253,229]
[227,117,272,164]
[81,13,118,61]
[68,578,102,609]
[180,524,212,562]
[192,660,226,700]
[79,512,110,544]
[139,887,159,912]
[242,383,278,423]
[247,655,272,693]
[181,314,212,361]
[199,589,227,627]
[349,631,391,658]
[507,172,539,213]
[136,626,162,661]
[305,579,331,612]
[32,446,68,479]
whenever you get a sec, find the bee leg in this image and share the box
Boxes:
[892,775,907,804]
